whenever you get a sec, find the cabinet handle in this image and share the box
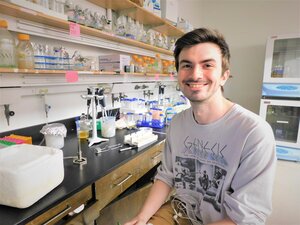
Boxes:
[112,173,133,187]
[42,205,72,225]
[151,151,162,160]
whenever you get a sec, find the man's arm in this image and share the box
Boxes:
[123,179,172,225]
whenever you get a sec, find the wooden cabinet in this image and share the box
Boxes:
[95,140,164,211]
[26,186,93,225]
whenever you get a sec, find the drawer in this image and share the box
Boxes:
[95,161,137,210]
[136,140,164,177]
[26,186,93,225]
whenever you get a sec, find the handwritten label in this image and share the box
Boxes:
[69,22,80,37]
[65,71,78,83]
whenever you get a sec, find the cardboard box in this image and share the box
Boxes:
[143,0,153,13]
[99,54,130,72]
[161,0,178,24]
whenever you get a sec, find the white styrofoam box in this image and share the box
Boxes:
[99,54,130,72]
[161,0,178,24]
[0,144,64,208]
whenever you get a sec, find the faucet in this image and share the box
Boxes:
[111,93,120,107]
[143,90,154,99]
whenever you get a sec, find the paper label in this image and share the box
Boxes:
[65,71,78,82]
[69,22,80,37]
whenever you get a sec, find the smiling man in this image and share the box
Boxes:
[124,28,276,225]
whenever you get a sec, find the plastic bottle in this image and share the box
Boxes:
[0,20,16,68]
[16,33,35,69]
[153,53,162,73]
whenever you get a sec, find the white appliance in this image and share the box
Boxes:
[259,99,300,161]
[263,34,300,83]
[260,34,300,161]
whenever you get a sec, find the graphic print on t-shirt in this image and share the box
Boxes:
[174,135,228,212]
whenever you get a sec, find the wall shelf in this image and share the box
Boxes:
[87,0,184,37]
[0,1,181,55]
[0,68,176,77]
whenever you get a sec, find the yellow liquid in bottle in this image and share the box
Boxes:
[78,130,89,139]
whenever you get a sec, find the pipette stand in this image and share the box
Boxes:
[81,87,108,147]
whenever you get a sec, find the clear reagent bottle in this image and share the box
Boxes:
[16,33,35,69]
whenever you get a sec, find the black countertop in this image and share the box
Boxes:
[0,128,166,225]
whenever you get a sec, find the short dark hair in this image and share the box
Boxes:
[174,28,230,74]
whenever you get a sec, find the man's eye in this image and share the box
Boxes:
[181,64,191,69]
[204,64,213,68]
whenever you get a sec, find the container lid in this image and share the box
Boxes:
[40,123,67,137]
[0,20,8,28]
[18,33,30,41]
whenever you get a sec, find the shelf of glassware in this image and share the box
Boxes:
[0,1,175,55]
[87,0,184,37]
[0,68,176,77]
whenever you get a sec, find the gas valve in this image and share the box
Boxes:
[4,104,15,126]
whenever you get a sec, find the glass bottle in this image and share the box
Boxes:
[153,53,162,73]
[0,20,16,68]
[16,33,35,69]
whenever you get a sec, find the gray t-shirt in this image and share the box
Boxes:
[155,104,277,225]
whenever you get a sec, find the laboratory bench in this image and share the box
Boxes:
[0,124,166,225]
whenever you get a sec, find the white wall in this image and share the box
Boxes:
[178,0,300,113]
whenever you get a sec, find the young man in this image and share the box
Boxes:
[124,28,276,225]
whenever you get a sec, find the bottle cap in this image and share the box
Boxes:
[18,33,30,41]
[0,20,8,28]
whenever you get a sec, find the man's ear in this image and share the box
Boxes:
[221,70,230,86]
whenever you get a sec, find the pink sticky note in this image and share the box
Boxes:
[155,73,159,80]
[69,22,80,37]
[65,71,78,82]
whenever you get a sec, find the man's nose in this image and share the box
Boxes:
[191,65,203,79]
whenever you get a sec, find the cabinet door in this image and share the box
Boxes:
[96,183,152,225]
[26,186,93,225]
